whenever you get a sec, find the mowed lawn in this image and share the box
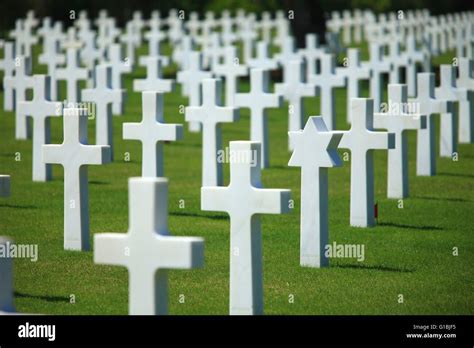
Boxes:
[0,40,473,315]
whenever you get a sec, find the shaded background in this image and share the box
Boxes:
[0,0,473,46]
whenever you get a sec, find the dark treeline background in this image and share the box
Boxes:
[0,0,473,46]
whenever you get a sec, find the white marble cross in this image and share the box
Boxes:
[94,177,204,315]
[0,175,10,197]
[0,42,16,111]
[275,36,299,77]
[120,21,141,65]
[386,40,411,84]
[259,12,273,42]
[298,34,327,79]
[275,60,316,150]
[38,34,65,101]
[248,41,277,70]
[435,65,470,157]
[235,68,282,168]
[185,12,201,37]
[339,98,395,227]
[405,35,428,97]
[374,84,426,198]
[410,73,453,176]
[123,91,183,177]
[185,78,239,186]
[18,75,63,181]
[288,116,342,268]
[363,42,391,112]
[239,19,257,64]
[201,141,291,315]
[107,44,132,115]
[213,46,248,106]
[172,36,194,72]
[56,47,88,103]
[4,56,34,140]
[42,108,111,250]
[0,236,14,312]
[142,24,168,66]
[82,64,125,161]
[133,57,174,93]
[309,53,345,130]
[336,48,371,124]
[177,51,212,132]
[456,58,474,143]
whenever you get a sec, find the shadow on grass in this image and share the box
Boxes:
[170,211,228,220]
[334,263,414,273]
[438,172,474,179]
[0,203,37,209]
[378,222,443,231]
[89,180,109,185]
[414,195,471,203]
[270,165,298,170]
[14,291,70,303]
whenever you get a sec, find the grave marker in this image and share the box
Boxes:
[42,108,111,250]
[18,75,63,181]
[185,79,239,186]
[339,98,395,227]
[235,68,282,168]
[94,177,204,315]
[201,141,291,315]
[123,92,182,177]
[289,117,342,267]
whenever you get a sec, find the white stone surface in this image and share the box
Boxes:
[107,44,132,115]
[177,51,212,132]
[275,60,316,150]
[201,141,291,315]
[56,47,88,103]
[336,48,371,124]
[235,68,282,168]
[185,78,239,186]
[18,75,63,181]
[123,91,183,177]
[363,42,391,112]
[339,98,395,227]
[456,58,474,143]
[309,53,345,130]
[42,108,111,250]
[94,177,204,315]
[374,84,426,198]
[0,42,17,111]
[435,65,469,157]
[288,117,342,268]
[133,57,174,93]
[4,56,34,140]
[82,64,125,161]
[213,46,248,106]
[248,41,277,70]
[410,73,453,176]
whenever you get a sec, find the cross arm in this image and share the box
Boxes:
[153,235,204,269]
[201,186,230,213]
[94,233,129,267]
[368,131,395,150]
[42,144,65,165]
[80,144,111,165]
[254,188,291,215]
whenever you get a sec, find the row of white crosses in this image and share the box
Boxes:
[2,10,474,317]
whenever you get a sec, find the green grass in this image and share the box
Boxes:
[0,41,473,315]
